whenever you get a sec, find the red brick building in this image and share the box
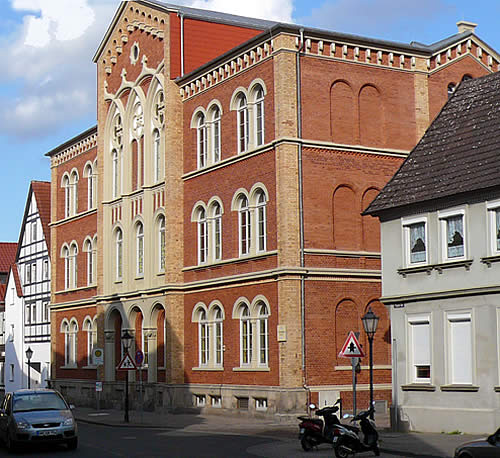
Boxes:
[47,2,498,415]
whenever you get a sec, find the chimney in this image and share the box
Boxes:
[457,20,477,34]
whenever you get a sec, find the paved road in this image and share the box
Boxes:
[0,421,484,457]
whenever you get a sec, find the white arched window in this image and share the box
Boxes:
[83,317,97,366]
[238,195,251,256]
[211,202,222,261]
[69,243,78,289]
[112,149,119,198]
[69,171,78,216]
[62,175,70,218]
[83,238,96,286]
[255,189,267,253]
[158,215,166,273]
[153,129,161,183]
[214,306,223,366]
[84,163,96,209]
[199,309,209,366]
[211,106,221,163]
[237,94,249,153]
[63,320,78,367]
[240,304,252,366]
[111,111,123,198]
[257,302,269,366]
[115,228,123,280]
[62,246,70,289]
[254,85,265,146]
[197,207,208,264]
[197,113,207,168]
[136,222,144,277]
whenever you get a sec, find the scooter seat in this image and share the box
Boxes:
[342,424,360,433]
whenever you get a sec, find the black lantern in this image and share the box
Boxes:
[361,307,379,420]
[26,347,33,389]
[121,329,133,352]
[121,329,133,423]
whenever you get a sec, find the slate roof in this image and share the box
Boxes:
[0,243,17,274]
[31,181,51,250]
[365,70,500,218]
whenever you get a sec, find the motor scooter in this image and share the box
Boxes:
[297,400,342,451]
[334,407,380,457]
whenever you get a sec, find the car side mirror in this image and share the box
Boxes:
[69,404,75,410]
[487,434,496,445]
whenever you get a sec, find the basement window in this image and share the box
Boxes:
[255,398,268,411]
[237,397,249,410]
[194,394,206,407]
[211,396,221,408]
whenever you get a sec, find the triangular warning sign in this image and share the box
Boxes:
[338,331,365,358]
[117,352,137,370]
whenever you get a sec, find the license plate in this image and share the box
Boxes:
[300,428,305,434]
[38,430,56,436]
[333,436,338,443]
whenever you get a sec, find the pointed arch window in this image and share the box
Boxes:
[158,215,166,273]
[153,129,161,183]
[116,228,123,280]
[212,202,222,261]
[69,243,78,289]
[84,238,96,286]
[112,149,119,198]
[256,189,267,252]
[62,175,70,218]
[83,317,97,366]
[238,195,251,256]
[257,302,269,366]
[211,106,221,163]
[62,246,70,289]
[214,306,223,366]
[197,207,208,264]
[197,114,207,168]
[199,309,209,366]
[254,85,265,146]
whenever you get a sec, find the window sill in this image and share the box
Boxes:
[192,367,224,371]
[494,386,500,392]
[398,259,473,277]
[480,255,500,267]
[183,250,277,271]
[55,285,96,295]
[83,365,97,370]
[114,279,123,284]
[134,275,144,280]
[401,384,436,392]
[233,366,270,372]
[440,384,479,392]
[60,365,78,370]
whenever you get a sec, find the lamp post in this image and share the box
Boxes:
[26,347,33,389]
[361,307,379,420]
[121,329,133,423]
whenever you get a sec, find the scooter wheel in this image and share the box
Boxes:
[373,445,380,456]
[301,435,315,451]
[334,438,351,458]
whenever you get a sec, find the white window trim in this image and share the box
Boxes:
[407,314,431,384]
[438,208,467,262]
[486,200,500,255]
[402,216,428,266]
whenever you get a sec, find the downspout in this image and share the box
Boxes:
[297,28,308,403]
[180,12,185,76]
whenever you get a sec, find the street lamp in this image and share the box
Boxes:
[26,347,33,390]
[361,307,379,420]
[121,329,133,423]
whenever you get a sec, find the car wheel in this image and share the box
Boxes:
[457,453,473,458]
[67,437,78,450]
[6,433,17,453]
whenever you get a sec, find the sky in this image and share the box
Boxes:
[1,0,499,241]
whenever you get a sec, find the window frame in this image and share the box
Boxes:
[196,113,207,169]
[402,216,428,266]
[238,195,251,256]
[136,222,144,278]
[237,94,249,154]
[115,228,123,281]
[197,207,208,265]
[438,208,466,262]
[446,311,474,385]
[253,86,265,147]
[486,200,500,255]
[407,314,431,384]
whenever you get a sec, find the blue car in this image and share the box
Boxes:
[454,428,500,458]
[0,389,78,452]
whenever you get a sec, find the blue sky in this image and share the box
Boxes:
[1,0,499,241]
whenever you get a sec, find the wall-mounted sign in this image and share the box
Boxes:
[92,347,104,366]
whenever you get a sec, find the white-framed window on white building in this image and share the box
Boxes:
[136,222,144,277]
[486,200,500,255]
[31,220,37,242]
[446,311,473,385]
[115,228,123,281]
[43,302,49,323]
[439,209,466,261]
[43,258,49,280]
[407,314,431,383]
[402,217,428,265]
[31,303,37,324]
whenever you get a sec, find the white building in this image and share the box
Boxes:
[4,181,51,392]
[365,72,500,434]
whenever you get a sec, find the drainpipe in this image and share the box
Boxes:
[178,12,185,77]
[296,28,307,399]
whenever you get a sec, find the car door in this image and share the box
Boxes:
[0,394,11,440]
[484,429,500,458]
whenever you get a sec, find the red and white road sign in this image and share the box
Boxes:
[117,353,137,370]
[338,331,365,358]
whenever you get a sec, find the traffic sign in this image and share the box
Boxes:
[92,347,104,366]
[135,350,144,366]
[117,353,137,370]
[338,331,365,358]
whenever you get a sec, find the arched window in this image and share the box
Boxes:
[257,302,269,366]
[62,175,70,218]
[199,309,209,366]
[158,215,166,273]
[62,246,70,289]
[254,86,265,146]
[237,94,249,153]
[84,238,95,286]
[83,317,97,366]
[136,222,144,277]
[240,304,252,365]
[84,163,95,209]
[211,106,221,163]
[153,129,161,183]
[211,202,222,261]
[214,306,223,366]
[238,195,251,255]
[447,83,456,99]
[255,189,267,252]
[69,171,78,216]
[63,320,78,367]
[197,207,208,264]
[115,228,123,280]
[112,149,119,198]
[69,243,78,289]
[197,113,207,168]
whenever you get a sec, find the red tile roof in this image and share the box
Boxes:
[31,181,51,250]
[0,242,17,273]
[0,283,6,304]
[11,263,23,298]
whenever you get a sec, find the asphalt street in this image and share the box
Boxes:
[0,421,486,458]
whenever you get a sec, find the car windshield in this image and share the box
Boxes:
[13,393,68,413]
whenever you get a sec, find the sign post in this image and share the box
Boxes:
[135,350,144,423]
[339,331,364,415]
